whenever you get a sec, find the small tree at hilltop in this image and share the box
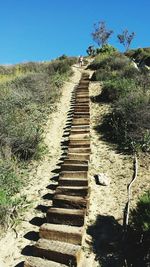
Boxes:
[92,21,113,47]
[117,29,135,52]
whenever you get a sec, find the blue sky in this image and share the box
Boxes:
[0,0,149,64]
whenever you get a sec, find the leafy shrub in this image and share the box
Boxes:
[131,191,150,232]
[89,53,130,72]
[91,69,117,82]
[0,159,22,226]
[109,91,150,151]
[125,191,150,266]
[96,44,118,55]
[126,47,150,66]
[0,56,76,227]
[101,77,136,102]
[120,64,139,79]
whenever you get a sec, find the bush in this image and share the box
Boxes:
[91,68,117,81]
[125,191,150,266]
[101,77,137,102]
[131,191,150,232]
[126,47,150,66]
[89,53,130,74]
[0,56,76,227]
[96,44,118,55]
[0,159,22,226]
[109,91,150,151]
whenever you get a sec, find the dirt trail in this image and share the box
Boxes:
[0,65,82,267]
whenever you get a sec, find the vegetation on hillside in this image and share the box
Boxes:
[125,191,150,266]
[0,56,76,227]
[89,49,150,152]
[126,47,150,67]
[88,43,150,266]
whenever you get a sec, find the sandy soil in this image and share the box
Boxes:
[0,65,82,267]
[83,81,150,267]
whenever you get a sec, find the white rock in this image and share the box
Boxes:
[96,173,110,186]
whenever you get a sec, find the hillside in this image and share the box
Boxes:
[0,56,76,229]
[0,52,149,267]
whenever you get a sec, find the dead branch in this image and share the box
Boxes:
[123,153,138,231]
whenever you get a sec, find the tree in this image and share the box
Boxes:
[92,21,113,47]
[117,29,135,52]
[86,45,95,56]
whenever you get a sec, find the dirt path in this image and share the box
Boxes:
[0,65,82,267]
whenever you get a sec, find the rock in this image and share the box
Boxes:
[95,173,110,186]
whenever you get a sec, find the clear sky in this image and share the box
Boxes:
[0,0,149,64]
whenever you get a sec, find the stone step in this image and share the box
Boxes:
[47,207,85,226]
[67,153,90,161]
[24,256,68,267]
[59,171,88,179]
[59,177,88,186]
[56,186,89,196]
[40,223,83,245]
[61,163,88,172]
[33,239,81,266]
[53,194,87,209]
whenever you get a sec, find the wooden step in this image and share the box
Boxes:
[73,114,90,119]
[59,177,88,186]
[24,256,68,267]
[67,153,90,161]
[40,223,83,245]
[61,163,88,172]
[63,159,88,165]
[53,194,87,209]
[59,171,88,179]
[56,186,89,196]
[68,147,91,153]
[73,112,90,116]
[72,118,90,125]
[69,139,90,144]
[47,207,85,226]
[33,239,82,266]
[69,133,90,139]
[71,125,90,129]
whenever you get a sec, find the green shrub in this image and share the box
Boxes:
[0,159,23,226]
[109,91,150,151]
[91,68,117,82]
[126,191,150,266]
[96,44,118,55]
[126,47,150,66]
[0,56,76,226]
[131,191,150,232]
[101,77,136,102]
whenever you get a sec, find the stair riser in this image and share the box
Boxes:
[47,213,85,226]
[53,198,86,209]
[39,228,82,245]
